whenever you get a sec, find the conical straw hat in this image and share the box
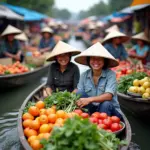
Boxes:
[48,21,57,27]
[102,30,129,44]
[74,42,119,68]
[41,27,53,34]
[1,25,22,36]
[105,25,120,33]
[88,24,96,30]
[132,32,150,43]
[15,33,28,41]
[47,41,81,61]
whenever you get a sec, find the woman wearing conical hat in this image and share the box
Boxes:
[75,42,122,118]
[43,41,81,97]
[129,32,150,64]
[39,27,56,53]
[103,30,129,61]
[0,25,22,61]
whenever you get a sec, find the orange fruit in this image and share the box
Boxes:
[30,139,43,150]
[22,113,34,120]
[28,106,40,117]
[26,129,38,138]
[39,115,48,124]
[43,133,51,140]
[24,127,30,137]
[39,124,52,133]
[31,120,40,130]
[28,135,38,144]
[37,133,44,140]
[39,109,47,115]
[55,118,64,126]
[23,119,32,128]
[56,110,66,119]
[48,114,57,123]
[35,101,45,109]
[35,117,40,122]
[46,108,56,115]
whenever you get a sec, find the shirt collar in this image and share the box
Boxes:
[87,69,106,78]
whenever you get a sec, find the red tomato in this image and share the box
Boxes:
[91,112,100,119]
[111,116,120,123]
[89,117,98,124]
[99,113,107,120]
[111,123,120,132]
[98,119,103,124]
[102,118,112,128]
[74,109,83,115]
[81,113,89,118]
[98,124,107,129]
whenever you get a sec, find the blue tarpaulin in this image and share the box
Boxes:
[1,3,48,21]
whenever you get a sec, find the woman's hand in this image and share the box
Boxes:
[43,87,52,98]
[76,98,92,108]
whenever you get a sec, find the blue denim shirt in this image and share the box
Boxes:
[39,37,55,50]
[104,43,128,60]
[77,69,121,112]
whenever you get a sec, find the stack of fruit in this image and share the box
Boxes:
[128,77,150,99]
[22,100,124,150]
[0,61,29,75]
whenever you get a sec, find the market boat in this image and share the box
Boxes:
[18,83,132,150]
[0,64,50,88]
[117,92,150,118]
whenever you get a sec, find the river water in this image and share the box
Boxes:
[0,37,150,150]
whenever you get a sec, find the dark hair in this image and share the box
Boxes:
[87,57,108,69]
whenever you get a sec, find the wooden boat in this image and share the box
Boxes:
[18,83,132,150]
[0,64,50,88]
[118,92,150,118]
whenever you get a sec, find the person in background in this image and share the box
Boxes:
[39,27,55,54]
[74,42,122,118]
[0,25,23,61]
[103,30,129,61]
[129,32,150,64]
[43,41,81,97]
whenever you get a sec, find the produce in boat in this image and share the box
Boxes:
[0,61,29,75]
[22,91,127,150]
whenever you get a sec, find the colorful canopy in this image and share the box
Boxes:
[2,3,48,21]
[0,5,23,20]
[131,0,150,6]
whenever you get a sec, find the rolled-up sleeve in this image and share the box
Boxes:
[105,71,117,95]
[73,65,80,89]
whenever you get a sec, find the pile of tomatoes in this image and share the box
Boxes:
[0,61,29,75]
[74,109,123,133]
[22,101,123,150]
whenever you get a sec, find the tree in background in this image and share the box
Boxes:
[3,0,54,15]
[109,0,132,12]
[52,8,71,20]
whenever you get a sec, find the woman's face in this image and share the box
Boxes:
[56,53,70,67]
[7,34,14,42]
[137,40,144,46]
[112,37,121,44]
[43,32,51,39]
[90,56,104,71]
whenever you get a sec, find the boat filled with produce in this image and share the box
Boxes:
[18,84,131,150]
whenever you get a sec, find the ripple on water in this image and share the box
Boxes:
[0,110,23,150]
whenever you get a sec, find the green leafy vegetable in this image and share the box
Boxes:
[41,116,127,150]
[23,101,35,113]
[118,72,148,94]
[4,70,11,74]
[44,91,80,112]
